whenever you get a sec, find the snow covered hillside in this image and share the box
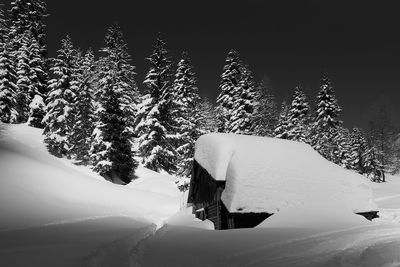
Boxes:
[1,124,400,267]
[133,175,400,267]
[0,123,181,266]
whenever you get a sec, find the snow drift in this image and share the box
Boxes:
[194,133,377,214]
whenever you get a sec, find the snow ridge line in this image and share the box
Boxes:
[129,224,170,267]
[83,223,158,267]
[42,215,137,227]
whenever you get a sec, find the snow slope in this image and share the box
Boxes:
[134,180,400,267]
[195,133,377,214]
[0,123,181,266]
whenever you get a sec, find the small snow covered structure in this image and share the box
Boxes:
[188,133,378,230]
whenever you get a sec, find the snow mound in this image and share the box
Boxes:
[0,123,181,230]
[194,133,377,214]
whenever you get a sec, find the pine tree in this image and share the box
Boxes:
[171,52,202,178]
[311,75,342,160]
[286,85,310,142]
[198,97,218,134]
[0,5,7,46]
[315,75,341,128]
[274,101,290,139]
[9,0,47,58]
[348,127,368,173]
[27,94,45,127]
[332,127,352,168]
[229,65,258,135]
[0,42,18,123]
[27,35,46,127]
[15,31,32,121]
[43,36,78,157]
[363,145,384,182]
[253,77,278,137]
[10,0,48,120]
[216,50,242,133]
[68,49,96,165]
[135,34,176,173]
[90,24,138,183]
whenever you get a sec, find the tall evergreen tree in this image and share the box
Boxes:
[363,145,384,182]
[135,35,176,173]
[314,75,341,129]
[90,24,138,183]
[348,127,368,173]
[216,50,242,133]
[171,52,202,178]
[27,34,46,127]
[9,0,47,58]
[229,65,258,135]
[0,42,18,123]
[311,75,342,160]
[253,77,278,137]
[15,31,32,121]
[10,0,48,121]
[286,85,310,142]
[43,36,78,157]
[274,101,290,139]
[198,98,218,134]
[0,5,7,46]
[68,49,96,165]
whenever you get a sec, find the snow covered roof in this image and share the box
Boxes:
[194,133,377,214]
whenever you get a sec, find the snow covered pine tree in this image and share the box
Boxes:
[90,24,138,184]
[9,0,48,124]
[68,49,96,165]
[285,85,310,142]
[0,7,19,123]
[135,34,176,173]
[311,75,342,161]
[170,52,203,189]
[216,50,242,133]
[43,36,78,157]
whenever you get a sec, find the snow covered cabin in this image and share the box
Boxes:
[188,134,378,230]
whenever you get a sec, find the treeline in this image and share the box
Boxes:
[0,1,217,187]
[0,1,398,188]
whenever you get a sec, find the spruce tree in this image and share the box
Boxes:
[253,77,279,137]
[286,85,310,142]
[216,50,242,133]
[348,127,368,174]
[198,98,218,134]
[15,31,32,121]
[171,52,202,178]
[363,145,384,182]
[68,49,96,165]
[0,5,7,46]
[90,24,138,183]
[27,35,46,127]
[0,42,18,123]
[10,0,48,120]
[274,101,290,139]
[311,75,342,160]
[43,36,78,157]
[332,127,352,168]
[135,35,176,173]
[229,65,258,135]
[9,0,48,59]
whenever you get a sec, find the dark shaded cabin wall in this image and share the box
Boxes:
[188,160,225,210]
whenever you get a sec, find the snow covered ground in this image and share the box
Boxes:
[1,124,400,267]
[0,123,181,266]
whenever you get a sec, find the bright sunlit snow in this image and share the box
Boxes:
[195,133,377,214]
[1,124,400,267]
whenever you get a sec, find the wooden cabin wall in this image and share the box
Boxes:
[188,160,225,210]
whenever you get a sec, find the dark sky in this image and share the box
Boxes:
[41,0,400,129]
